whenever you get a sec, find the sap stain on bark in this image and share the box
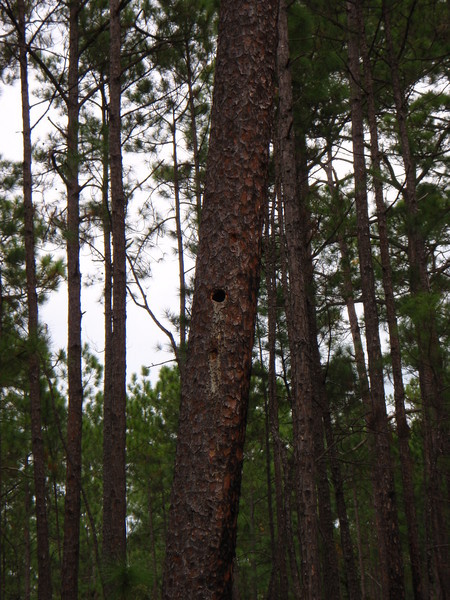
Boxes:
[209,289,227,398]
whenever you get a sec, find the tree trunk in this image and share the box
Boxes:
[382,3,449,596]
[61,1,83,597]
[185,40,203,223]
[322,407,361,600]
[101,77,113,594]
[276,191,303,600]
[18,0,52,596]
[264,194,288,600]
[24,455,31,600]
[148,481,159,599]
[346,3,405,597]
[352,480,367,600]
[299,137,341,600]
[256,332,276,573]
[103,0,127,585]
[162,2,277,597]
[276,1,321,596]
[355,3,424,597]
[171,112,187,360]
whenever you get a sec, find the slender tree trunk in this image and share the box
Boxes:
[249,487,259,600]
[352,481,367,600]
[162,2,277,597]
[301,162,360,600]
[382,4,449,596]
[147,481,159,599]
[185,40,203,223]
[24,455,31,600]
[283,456,303,598]
[276,192,303,599]
[313,393,341,600]
[265,194,288,600]
[61,1,83,597]
[103,0,127,585]
[18,0,52,596]
[322,408,361,600]
[355,3,424,597]
[299,136,341,600]
[101,77,113,596]
[346,3,405,596]
[276,2,321,596]
[326,152,385,598]
[256,332,276,572]
[51,465,62,566]
[171,112,187,359]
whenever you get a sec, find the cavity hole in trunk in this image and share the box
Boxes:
[211,289,226,303]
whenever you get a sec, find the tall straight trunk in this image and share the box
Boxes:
[101,79,113,587]
[101,78,114,595]
[185,40,203,223]
[276,2,321,596]
[171,112,187,358]
[322,408,361,600]
[299,137,341,600]
[162,2,277,597]
[264,194,288,600]
[352,481,367,599]
[147,481,159,599]
[301,167,360,600]
[256,332,276,570]
[18,1,52,597]
[382,4,449,596]
[346,3,405,597]
[312,382,341,600]
[326,153,389,599]
[355,3,424,597]
[61,1,83,597]
[275,192,303,600]
[24,455,31,600]
[103,0,127,581]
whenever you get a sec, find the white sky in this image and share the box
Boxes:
[0,80,180,385]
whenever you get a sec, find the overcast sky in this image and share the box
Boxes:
[1,80,180,384]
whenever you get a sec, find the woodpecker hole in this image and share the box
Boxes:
[211,289,226,303]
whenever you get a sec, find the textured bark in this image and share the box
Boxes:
[18,0,52,596]
[162,2,277,597]
[103,0,127,582]
[382,4,449,596]
[346,3,405,597]
[276,2,321,596]
[61,1,83,597]
[355,3,424,597]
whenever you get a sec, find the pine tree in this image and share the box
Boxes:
[163,1,277,596]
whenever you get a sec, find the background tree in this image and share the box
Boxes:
[102,0,128,591]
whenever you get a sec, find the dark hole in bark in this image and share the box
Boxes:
[211,289,226,303]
